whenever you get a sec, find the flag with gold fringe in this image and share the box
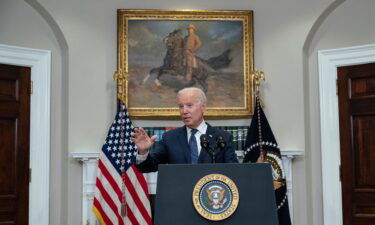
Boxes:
[243,96,292,225]
[93,101,152,225]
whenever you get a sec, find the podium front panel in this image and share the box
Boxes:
[154,163,279,225]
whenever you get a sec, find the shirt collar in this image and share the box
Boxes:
[187,120,207,135]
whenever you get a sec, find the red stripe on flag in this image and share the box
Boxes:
[93,198,115,225]
[124,172,152,224]
[132,165,150,199]
[96,178,125,225]
[126,204,141,225]
[98,160,122,200]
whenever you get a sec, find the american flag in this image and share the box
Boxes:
[93,102,152,225]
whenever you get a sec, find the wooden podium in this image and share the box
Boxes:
[153,163,279,225]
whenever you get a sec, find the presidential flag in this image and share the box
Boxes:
[93,102,152,225]
[243,96,292,225]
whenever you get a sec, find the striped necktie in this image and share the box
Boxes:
[189,129,198,164]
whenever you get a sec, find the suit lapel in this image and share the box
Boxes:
[205,123,217,149]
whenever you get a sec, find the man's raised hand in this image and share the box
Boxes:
[131,127,157,155]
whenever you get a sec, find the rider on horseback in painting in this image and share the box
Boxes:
[144,25,232,93]
[184,24,202,83]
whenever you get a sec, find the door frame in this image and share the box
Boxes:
[318,43,375,225]
[0,44,51,225]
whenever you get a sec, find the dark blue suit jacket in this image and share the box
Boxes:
[136,124,238,173]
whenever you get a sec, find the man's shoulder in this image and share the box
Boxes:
[207,124,230,137]
[164,126,185,136]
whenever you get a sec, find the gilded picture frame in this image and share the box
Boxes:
[117,9,254,119]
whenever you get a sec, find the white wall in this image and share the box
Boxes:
[306,0,375,224]
[2,0,374,224]
[0,0,69,224]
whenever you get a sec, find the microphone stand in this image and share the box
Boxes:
[214,136,226,163]
[206,145,217,164]
[211,147,216,164]
[200,135,216,164]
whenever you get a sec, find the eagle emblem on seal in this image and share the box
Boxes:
[206,185,227,209]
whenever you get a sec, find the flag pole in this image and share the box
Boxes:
[245,70,292,224]
[114,69,129,218]
[251,69,266,162]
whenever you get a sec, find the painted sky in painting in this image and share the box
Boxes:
[128,20,243,66]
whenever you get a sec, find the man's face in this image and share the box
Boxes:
[178,91,206,128]
[188,28,195,35]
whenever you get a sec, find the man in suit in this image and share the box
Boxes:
[132,87,238,173]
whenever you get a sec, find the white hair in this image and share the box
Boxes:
[177,87,207,104]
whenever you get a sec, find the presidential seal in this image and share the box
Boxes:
[192,174,239,221]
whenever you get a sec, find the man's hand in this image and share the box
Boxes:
[273,181,284,190]
[256,151,265,163]
[131,128,157,155]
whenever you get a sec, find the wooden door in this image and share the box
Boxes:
[338,62,375,225]
[0,64,31,225]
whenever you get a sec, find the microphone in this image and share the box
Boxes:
[200,134,209,149]
[200,134,217,163]
[216,136,226,149]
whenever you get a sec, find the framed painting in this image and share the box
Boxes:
[117,9,254,118]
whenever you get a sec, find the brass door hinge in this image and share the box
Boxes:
[30,80,33,95]
[336,79,339,95]
[29,168,32,183]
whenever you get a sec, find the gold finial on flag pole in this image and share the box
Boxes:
[113,69,128,104]
[251,69,266,108]
[251,69,265,97]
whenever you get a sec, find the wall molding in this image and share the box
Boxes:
[0,44,51,225]
[318,43,375,225]
[72,149,303,225]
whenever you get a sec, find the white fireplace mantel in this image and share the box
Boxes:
[72,149,303,225]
